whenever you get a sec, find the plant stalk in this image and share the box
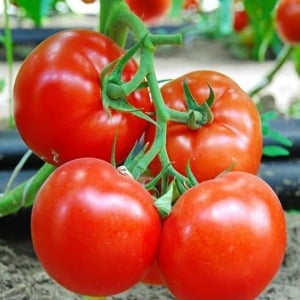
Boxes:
[248,44,294,97]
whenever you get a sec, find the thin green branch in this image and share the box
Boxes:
[4,149,33,193]
[248,44,294,97]
[0,163,55,217]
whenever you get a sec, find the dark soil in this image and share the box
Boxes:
[0,210,299,300]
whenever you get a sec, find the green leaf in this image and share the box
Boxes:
[15,0,54,27]
[263,145,290,157]
[265,129,293,147]
[244,0,277,22]
[260,111,278,122]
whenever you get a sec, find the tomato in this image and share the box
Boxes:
[141,259,165,285]
[81,0,96,3]
[125,0,171,24]
[183,0,200,10]
[275,0,300,44]
[233,9,248,32]
[13,29,152,166]
[31,158,161,296]
[145,70,262,182]
[158,171,287,300]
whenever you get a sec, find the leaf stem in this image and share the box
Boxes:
[0,163,55,217]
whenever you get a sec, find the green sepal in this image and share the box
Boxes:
[185,161,198,187]
[106,96,158,126]
[183,79,214,129]
[124,141,149,176]
[154,181,179,217]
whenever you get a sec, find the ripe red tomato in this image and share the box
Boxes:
[233,9,248,32]
[13,29,152,166]
[275,0,300,44]
[125,0,171,24]
[145,70,262,182]
[31,158,161,296]
[158,171,287,300]
[141,259,165,285]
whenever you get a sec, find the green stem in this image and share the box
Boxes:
[100,0,145,47]
[0,163,55,217]
[128,42,187,183]
[248,44,294,97]
[3,0,14,127]
[4,150,32,193]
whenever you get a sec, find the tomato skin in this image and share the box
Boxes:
[145,70,262,182]
[158,171,287,300]
[141,259,165,285]
[233,9,248,32]
[125,0,171,24]
[276,0,300,44]
[31,158,161,296]
[13,29,152,166]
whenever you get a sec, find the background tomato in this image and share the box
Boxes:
[233,9,248,32]
[183,0,200,11]
[158,171,287,300]
[13,29,152,166]
[275,0,300,44]
[125,0,171,24]
[145,70,262,182]
[31,158,161,296]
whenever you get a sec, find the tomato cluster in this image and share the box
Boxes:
[31,158,286,299]
[13,16,286,300]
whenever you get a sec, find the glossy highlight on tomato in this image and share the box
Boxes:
[31,158,161,296]
[145,70,262,182]
[158,171,287,300]
[125,0,171,24]
[275,0,300,44]
[13,29,152,166]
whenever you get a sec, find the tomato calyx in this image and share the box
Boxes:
[183,80,214,129]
